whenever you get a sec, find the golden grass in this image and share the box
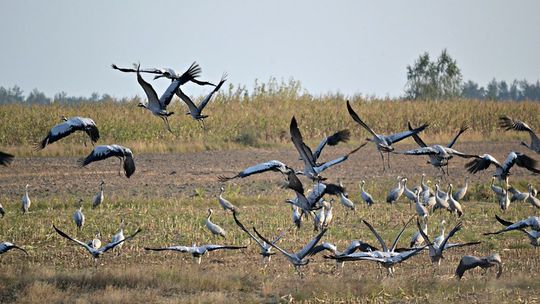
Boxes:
[1,97,538,157]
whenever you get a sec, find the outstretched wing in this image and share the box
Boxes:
[362,220,388,252]
[495,214,514,227]
[218,160,290,182]
[53,224,93,253]
[312,129,351,161]
[407,122,429,148]
[77,145,117,167]
[144,245,190,252]
[346,100,377,137]
[290,117,316,168]
[159,78,182,108]
[203,244,247,252]
[498,116,534,133]
[465,154,501,174]
[0,151,14,166]
[232,212,265,248]
[386,123,429,145]
[112,64,164,75]
[36,120,80,150]
[176,88,199,114]
[390,216,415,252]
[297,228,328,259]
[197,73,227,112]
[447,124,469,148]
[100,227,142,253]
[440,222,462,251]
[504,152,540,174]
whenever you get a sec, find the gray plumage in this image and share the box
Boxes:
[455,253,502,280]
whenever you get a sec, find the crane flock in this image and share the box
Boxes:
[0,61,539,287]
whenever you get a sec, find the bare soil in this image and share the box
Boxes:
[0,140,536,201]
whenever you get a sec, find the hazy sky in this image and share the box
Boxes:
[1,1,539,99]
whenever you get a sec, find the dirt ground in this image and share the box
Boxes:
[0,140,536,202]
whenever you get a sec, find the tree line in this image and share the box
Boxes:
[0,86,127,104]
[1,50,539,104]
[405,49,540,101]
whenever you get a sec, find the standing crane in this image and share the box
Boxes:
[21,184,31,214]
[92,180,105,208]
[205,208,226,238]
[72,199,85,231]
[218,187,237,213]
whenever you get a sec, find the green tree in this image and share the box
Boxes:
[405,49,462,100]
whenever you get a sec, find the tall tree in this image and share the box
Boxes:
[405,49,462,100]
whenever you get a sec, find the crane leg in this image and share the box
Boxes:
[387,152,391,169]
[118,157,123,176]
[379,151,386,171]
[163,117,173,133]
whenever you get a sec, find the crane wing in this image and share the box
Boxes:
[290,117,317,169]
[362,220,388,252]
[0,151,13,166]
[385,123,429,145]
[197,73,227,112]
[53,225,93,253]
[407,122,429,148]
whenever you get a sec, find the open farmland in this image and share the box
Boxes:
[1,101,540,304]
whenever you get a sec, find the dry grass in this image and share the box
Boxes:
[1,96,538,157]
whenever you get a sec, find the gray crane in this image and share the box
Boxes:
[232,212,284,263]
[145,243,246,264]
[485,215,540,247]
[405,122,469,175]
[36,116,99,150]
[499,115,540,154]
[177,73,227,124]
[53,225,141,266]
[254,227,327,272]
[290,116,366,180]
[78,144,135,178]
[205,208,226,238]
[0,242,28,256]
[218,160,293,182]
[455,253,502,280]
[466,151,540,181]
[346,100,428,171]
[416,219,480,265]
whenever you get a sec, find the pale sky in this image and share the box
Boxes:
[1,1,539,99]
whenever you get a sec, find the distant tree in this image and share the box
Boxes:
[485,79,499,100]
[509,80,521,101]
[0,85,25,103]
[461,80,485,99]
[405,49,462,100]
[497,80,510,100]
[26,88,50,104]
